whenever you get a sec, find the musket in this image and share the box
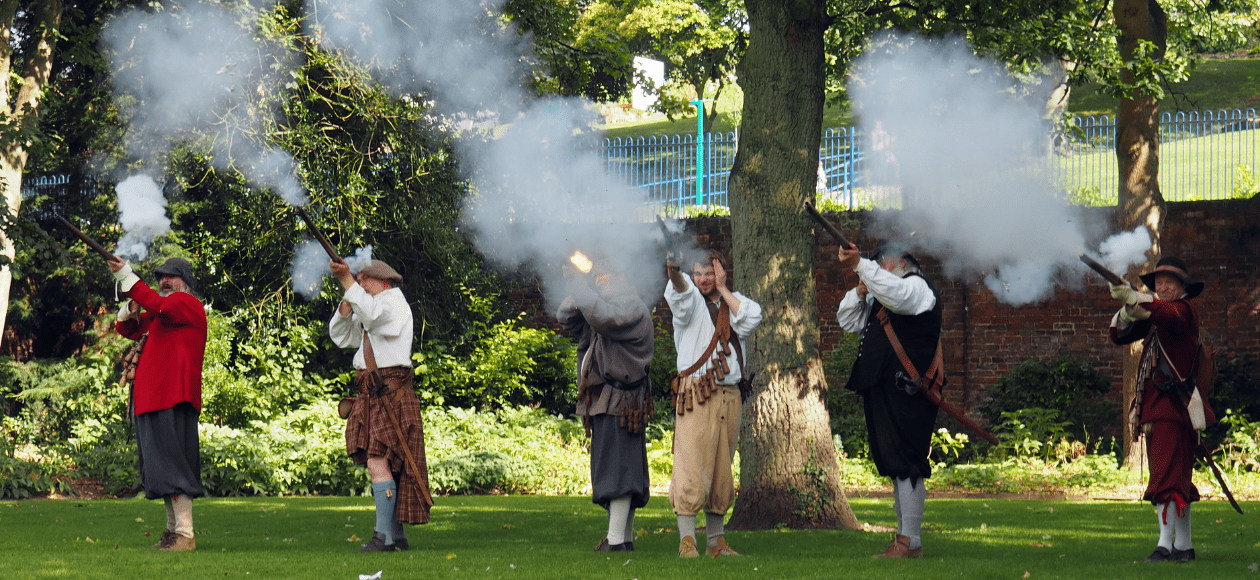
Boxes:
[923,386,1000,445]
[295,207,345,264]
[1200,442,1245,514]
[53,215,116,261]
[656,216,679,260]
[1079,253,1125,286]
[802,200,851,247]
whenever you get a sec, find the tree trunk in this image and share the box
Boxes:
[0,0,62,350]
[1113,0,1166,470]
[726,0,859,531]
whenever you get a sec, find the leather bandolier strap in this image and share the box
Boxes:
[875,308,999,445]
[672,300,733,416]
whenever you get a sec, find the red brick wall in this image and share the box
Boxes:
[509,198,1260,418]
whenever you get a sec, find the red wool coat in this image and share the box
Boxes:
[1110,298,1205,424]
[115,282,207,416]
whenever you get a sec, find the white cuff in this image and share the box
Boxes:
[112,262,140,293]
[117,300,134,321]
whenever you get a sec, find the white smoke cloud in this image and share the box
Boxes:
[114,174,171,262]
[850,34,1106,305]
[1097,227,1152,279]
[291,238,331,300]
[105,1,307,205]
[307,0,666,307]
[291,242,376,300]
[344,245,374,275]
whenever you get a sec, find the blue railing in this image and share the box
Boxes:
[606,108,1258,214]
[1053,108,1259,202]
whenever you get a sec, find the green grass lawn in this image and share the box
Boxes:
[1054,128,1260,202]
[2,495,1256,579]
[1070,58,1260,117]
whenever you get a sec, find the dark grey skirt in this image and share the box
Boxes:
[588,414,650,510]
[135,402,204,500]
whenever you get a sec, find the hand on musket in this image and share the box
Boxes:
[330,259,355,291]
[838,242,862,271]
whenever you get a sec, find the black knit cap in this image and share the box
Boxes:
[152,257,198,292]
[1139,256,1203,299]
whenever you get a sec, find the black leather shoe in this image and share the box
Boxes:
[360,532,397,553]
[1144,546,1172,562]
[1170,547,1195,562]
[594,538,634,552]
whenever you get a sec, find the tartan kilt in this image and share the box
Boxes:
[345,366,432,524]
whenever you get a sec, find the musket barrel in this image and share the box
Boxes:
[1079,254,1125,286]
[54,215,116,261]
[802,201,851,247]
[296,207,345,264]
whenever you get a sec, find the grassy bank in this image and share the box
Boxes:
[1,495,1256,579]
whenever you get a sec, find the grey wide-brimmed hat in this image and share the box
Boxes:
[1139,256,1203,299]
[358,259,402,283]
[152,257,198,291]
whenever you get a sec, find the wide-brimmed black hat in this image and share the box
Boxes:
[152,257,198,292]
[1139,256,1203,299]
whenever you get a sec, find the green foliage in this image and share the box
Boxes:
[425,406,589,495]
[1066,185,1118,207]
[1213,409,1260,474]
[413,287,577,412]
[977,357,1116,444]
[201,310,338,428]
[64,419,140,497]
[1229,164,1260,199]
[199,400,368,497]
[822,333,868,458]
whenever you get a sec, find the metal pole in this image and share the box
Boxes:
[691,99,705,206]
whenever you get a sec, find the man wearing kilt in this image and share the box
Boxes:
[557,253,654,552]
[1109,256,1210,563]
[331,259,432,552]
[110,256,207,552]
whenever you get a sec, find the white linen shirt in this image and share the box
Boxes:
[329,284,413,369]
[664,273,763,384]
[836,258,936,332]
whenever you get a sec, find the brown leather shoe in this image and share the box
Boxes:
[706,535,739,557]
[151,530,177,550]
[161,534,196,552]
[679,535,700,558]
[360,532,397,553]
[873,534,921,559]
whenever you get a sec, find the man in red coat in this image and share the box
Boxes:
[110,256,207,553]
[1109,256,1209,563]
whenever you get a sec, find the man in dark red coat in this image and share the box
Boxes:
[110,256,207,553]
[1109,256,1209,563]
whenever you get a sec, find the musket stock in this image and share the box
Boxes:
[54,215,116,262]
[802,201,851,247]
[1078,254,1125,286]
[296,207,345,264]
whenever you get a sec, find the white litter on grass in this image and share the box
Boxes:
[358,571,382,580]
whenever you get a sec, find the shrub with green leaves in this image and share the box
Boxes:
[823,333,868,458]
[977,356,1116,444]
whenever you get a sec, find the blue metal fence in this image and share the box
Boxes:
[605,108,1258,214]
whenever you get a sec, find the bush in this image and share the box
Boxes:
[64,419,141,496]
[977,356,1116,443]
[199,400,368,497]
[823,333,868,458]
[412,287,577,413]
[425,406,589,495]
